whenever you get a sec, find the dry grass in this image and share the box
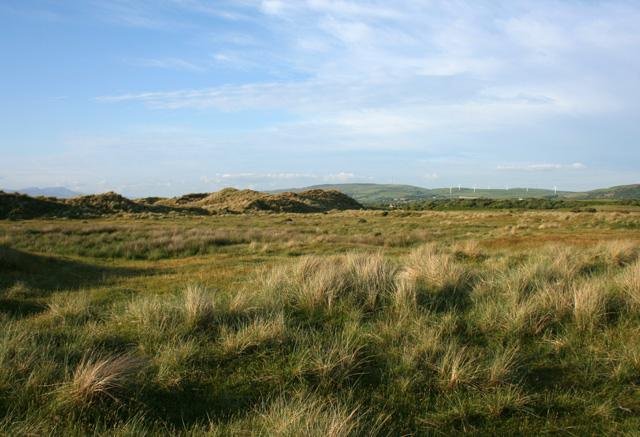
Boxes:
[346,252,396,310]
[255,253,396,314]
[486,345,521,386]
[482,385,531,418]
[47,292,93,322]
[120,294,178,335]
[256,392,360,437]
[219,313,286,356]
[434,344,481,390]
[182,284,215,328]
[508,286,571,336]
[598,240,639,267]
[405,244,472,292]
[298,327,368,387]
[572,279,608,331]
[153,338,198,388]
[619,259,640,310]
[57,353,146,408]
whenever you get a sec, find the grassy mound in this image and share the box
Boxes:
[157,192,210,206]
[191,188,363,213]
[135,196,167,205]
[0,188,362,219]
[65,192,151,215]
[0,191,72,219]
[0,191,207,219]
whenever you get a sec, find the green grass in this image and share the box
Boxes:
[1,210,640,435]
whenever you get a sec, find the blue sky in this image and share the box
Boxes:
[1,0,639,196]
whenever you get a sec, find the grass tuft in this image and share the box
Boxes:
[257,392,360,437]
[57,353,146,408]
[182,284,215,329]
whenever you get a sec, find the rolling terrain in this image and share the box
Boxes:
[0,188,362,219]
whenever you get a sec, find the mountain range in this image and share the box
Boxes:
[3,186,82,198]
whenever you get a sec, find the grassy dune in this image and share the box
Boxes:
[1,210,640,435]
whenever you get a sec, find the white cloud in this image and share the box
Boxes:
[423,172,439,180]
[320,17,372,44]
[198,171,361,187]
[261,0,285,15]
[323,172,356,182]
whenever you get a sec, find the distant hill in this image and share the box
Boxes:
[569,184,640,200]
[274,183,639,204]
[8,187,82,198]
[274,184,568,204]
[272,183,442,203]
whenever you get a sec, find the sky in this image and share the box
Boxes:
[1,0,639,197]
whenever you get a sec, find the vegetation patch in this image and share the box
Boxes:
[0,211,639,434]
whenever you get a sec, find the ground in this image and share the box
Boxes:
[1,209,639,435]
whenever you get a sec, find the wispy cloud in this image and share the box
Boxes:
[96,0,639,147]
[129,57,204,72]
[497,163,587,172]
[201,171,360,185]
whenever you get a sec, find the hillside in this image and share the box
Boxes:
[0,191,206,219]
[65,192,154,215]
[428,187,572,199]
[277,183,640,204]
[273,183,441,203]
[571,184,640,200]
[0,191,74,219]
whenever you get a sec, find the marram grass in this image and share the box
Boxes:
[0,211,639,435]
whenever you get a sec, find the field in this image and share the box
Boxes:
[1,209,640,435]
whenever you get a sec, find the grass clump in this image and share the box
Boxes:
[256,392,360,436]
[182,284,215,329]
[56,353,146,409]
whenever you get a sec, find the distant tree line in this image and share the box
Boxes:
[376,198,640,211]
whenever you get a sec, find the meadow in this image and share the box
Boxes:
[1,209,640,435]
